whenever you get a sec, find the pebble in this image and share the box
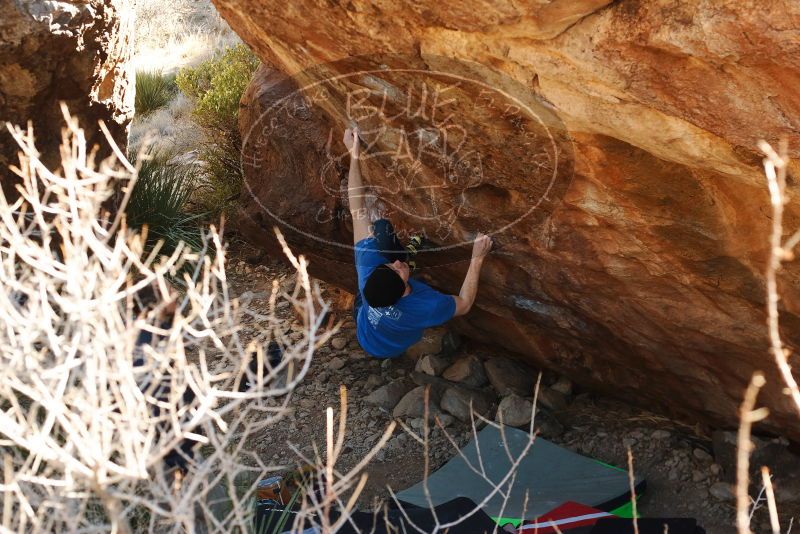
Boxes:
[709,463,721,476]
[496,394,534,428]
[692,469,707,482]
[537,411,566,439]
[364,374,383,390]
[442,354,487,387]
[392,386,443,420]
[437,414,455,427]
[550,376,573,396]
[415,353,451,376]
[329,357,346,370]
[709,482,734,501]
[441,387,491,422]
[537,387,569,412]
[331,337,347,350]
[364,379,414,410]
[693,448,713,463]
[651,430,671,440]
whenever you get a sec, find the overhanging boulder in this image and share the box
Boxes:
[225,0,800,439]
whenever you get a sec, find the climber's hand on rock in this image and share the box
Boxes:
[472,233,492,261]
[343,127,360,159]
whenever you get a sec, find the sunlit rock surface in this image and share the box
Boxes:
[0,0,133,197]
[223,0,800,438]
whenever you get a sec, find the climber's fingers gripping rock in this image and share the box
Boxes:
[472,232,493,260]
[343,127,360,160]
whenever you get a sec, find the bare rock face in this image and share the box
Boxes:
[226,1,800,439]
[0,0,133,196]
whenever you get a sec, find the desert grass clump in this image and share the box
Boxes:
[135,70,178,116]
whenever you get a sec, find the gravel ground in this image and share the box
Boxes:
[224,237,797,533]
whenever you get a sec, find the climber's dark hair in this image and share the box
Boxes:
[363,265,405,308]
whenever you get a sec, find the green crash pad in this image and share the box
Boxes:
[397,425,645,522]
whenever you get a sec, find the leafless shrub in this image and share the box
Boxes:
[0,108,338,532]
[736,373,768,534]
[760,139,800,417]
[735,140,800,534]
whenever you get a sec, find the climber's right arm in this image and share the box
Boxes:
[453,233,492,317]
[344,128,370,243]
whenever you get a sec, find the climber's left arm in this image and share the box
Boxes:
[343,127,370,243]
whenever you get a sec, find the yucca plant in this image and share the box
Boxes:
[125,151,206,258]
[135,70,177,116]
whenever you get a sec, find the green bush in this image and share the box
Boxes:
[125,151,206,258]
[176,43,259,129]
[176,44,260,219]
[135,70,177,116]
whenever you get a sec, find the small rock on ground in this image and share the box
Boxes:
[485,357,534,396]
[693,448,713,463]
[550,376,573,396]
[393,385,444,420]
[442,354,487,387]
[652,429,671,440]
[415,353,451,376]
[496,394,534,428]
[709,482,734,502]
[440,387,492,422]
[364,374,383,390]
[365,379,414,411]
[537,387,569,412]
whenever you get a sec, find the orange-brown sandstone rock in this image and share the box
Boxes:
[0,0,132,197]
[222,0,800,438]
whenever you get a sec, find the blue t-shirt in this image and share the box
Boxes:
[354,237,456,357]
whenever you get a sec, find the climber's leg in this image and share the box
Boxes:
[372,219,408,263]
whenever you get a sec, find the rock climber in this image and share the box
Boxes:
[343,127,492,358]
